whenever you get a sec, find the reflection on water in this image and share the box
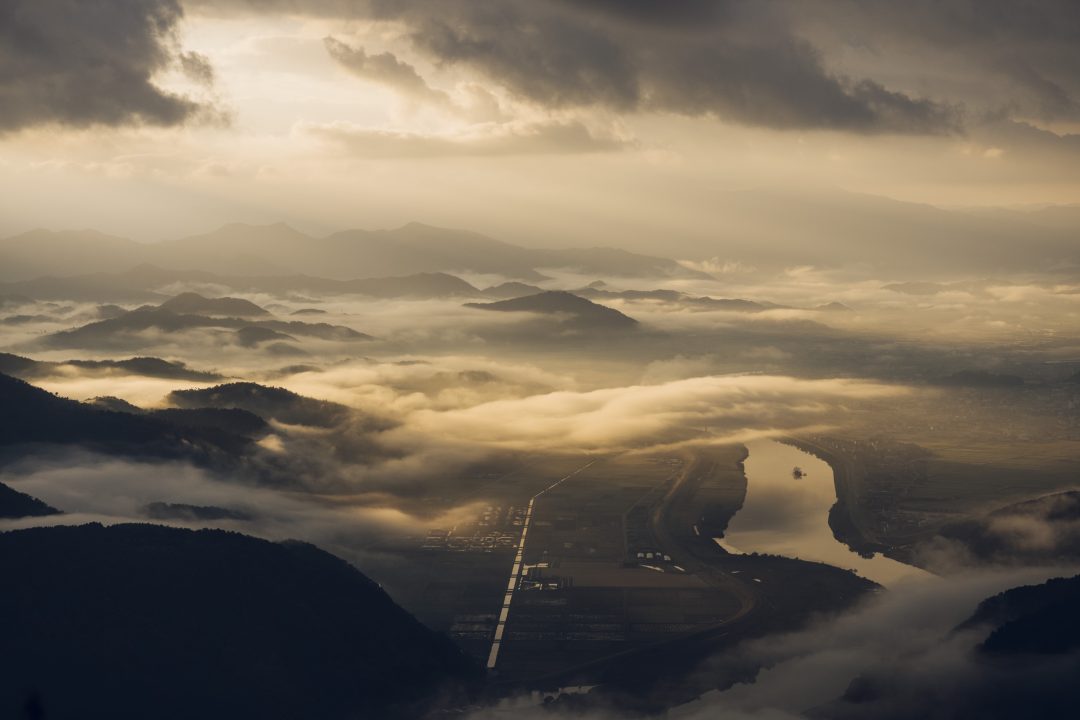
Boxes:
[718,439,929,586]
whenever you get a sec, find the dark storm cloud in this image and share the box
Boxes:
[0,0,215,132]
[375,0,959,133]
[789,0,1080,123]
[190,0,960,134]
[641,40,957,133]
[554,0,729,26]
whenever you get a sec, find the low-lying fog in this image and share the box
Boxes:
[3,242,1080,718]
[3,259,1077,550]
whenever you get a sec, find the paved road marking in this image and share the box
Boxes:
[485,458,598,670]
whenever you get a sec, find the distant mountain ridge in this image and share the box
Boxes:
[0,372,256,461]
[7,189,1080,280]
[654,188,1080,274]
[574,285,780,312]
[159,292,269,317]
[0,222,709,283]
[0,266,490,303]
[41,306,371,350]
[0,265,774,315]
[466,290,639,329]
[0,352,223,382]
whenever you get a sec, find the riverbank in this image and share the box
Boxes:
[724,439,929,585]
[784,436,939,571]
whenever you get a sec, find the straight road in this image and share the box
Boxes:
[485,458,598,670]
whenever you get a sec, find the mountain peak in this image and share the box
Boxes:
[159,292,269,317]
[465,290,639,329]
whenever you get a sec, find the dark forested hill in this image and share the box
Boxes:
[0,482,60,519]
[0,352,223,382]
[0,523,479,720]
[962,574,1080,656]
[822,574,1080,720]
[0,372,255,460]
[167,382,353,427]
[926,491,1080,566]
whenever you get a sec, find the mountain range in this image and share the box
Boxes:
[0,222,708,283]
[40,305,370,351]
[0,372,257,462]
[573,285,780,312]
[0,266,487,304]
[167,382,355,428]
[6,191,1080,286]
[632,188,1080,275]
[0,352,223,382]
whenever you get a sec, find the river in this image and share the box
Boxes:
[717,439,929,586]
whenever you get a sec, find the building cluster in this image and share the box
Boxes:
[421,504,526,552]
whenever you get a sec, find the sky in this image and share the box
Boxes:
[1,0,1079,246]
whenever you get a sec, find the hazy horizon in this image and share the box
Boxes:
[2,1,1079,256]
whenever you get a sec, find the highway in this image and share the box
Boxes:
[485,458,598,671]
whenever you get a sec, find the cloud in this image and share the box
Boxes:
[466,568,1075,719]
[381,1,958,134]
[0,0,219,132]
[194,365,901,497]
[391,374,905,454]
[187,0,958,134]
[179,50,215,86]
[280,356,563,412]
[0,451,482,569]
[24,0,1077,136]
[671,568,1077,720]
[19,348,908,498]
[324,36,451,107]
[788,0,1080,124]
[977,119,1080,160]
[304,118,632,157]
[913,491,1080,571]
